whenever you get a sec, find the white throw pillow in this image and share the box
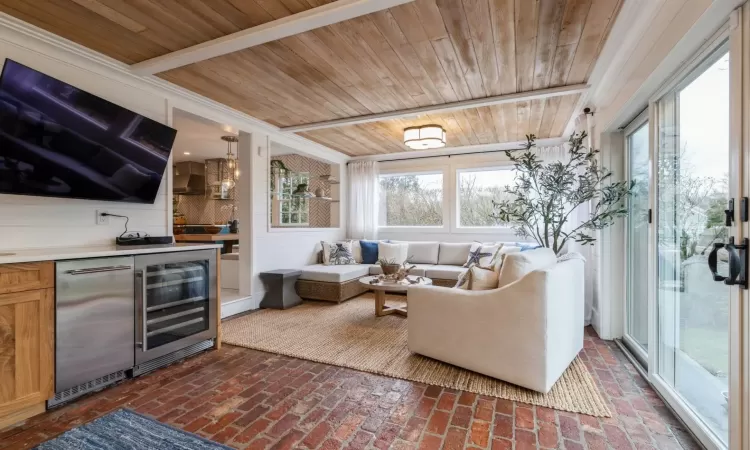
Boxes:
[321,240,357,265]
[350,240,363,263]
[490,246,522,272]
[497,248,557,287]
[464,243,502,268]
[378,242,409,264]
[453,265,499,290]
[454,268,471,289]
[469,265,499,290]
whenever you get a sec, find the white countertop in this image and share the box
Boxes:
[0,243,222,264]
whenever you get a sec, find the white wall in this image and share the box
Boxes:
[0,14,349,260]
[593,0,742,133]
[377,152,524,244]
[245,132,347,304]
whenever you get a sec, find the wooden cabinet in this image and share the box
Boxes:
[0,262,54,430]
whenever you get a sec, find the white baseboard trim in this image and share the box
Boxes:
[221,296,259,319]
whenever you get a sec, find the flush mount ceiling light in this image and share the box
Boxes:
[403,125,446,150]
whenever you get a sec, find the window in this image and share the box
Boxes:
[279,172,309,226]
[378,172,443,226]
[457,168,515,227]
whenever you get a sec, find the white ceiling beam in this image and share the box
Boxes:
[130,0,415,75]
[281,84,589,133]
[349,138,568,162]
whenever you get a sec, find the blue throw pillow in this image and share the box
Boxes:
[360,240,379,264]
[516,242,542,252]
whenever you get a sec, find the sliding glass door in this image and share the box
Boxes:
[625,118,650,360]
[654,46,730,447]
[624,8,750,449]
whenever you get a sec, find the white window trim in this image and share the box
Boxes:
[377,168,450,231]
[278,172,310,227]
[454,165,517,233]
[622,108,650,369]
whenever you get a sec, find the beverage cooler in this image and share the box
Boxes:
[134,249,217,366]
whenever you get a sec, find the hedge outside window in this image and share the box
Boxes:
[378,172,443,226]
[457,168,515,227]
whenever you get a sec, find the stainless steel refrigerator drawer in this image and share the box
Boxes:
[56,257,135,392]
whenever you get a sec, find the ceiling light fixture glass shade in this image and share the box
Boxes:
[403,125,447,150]
[220,135,238,191]
[221,135,238,170]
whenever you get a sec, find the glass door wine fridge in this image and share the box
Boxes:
[134,249,217,366]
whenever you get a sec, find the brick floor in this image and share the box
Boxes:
[0,328,699,450]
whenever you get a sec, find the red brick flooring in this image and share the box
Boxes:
[0,328,699,450]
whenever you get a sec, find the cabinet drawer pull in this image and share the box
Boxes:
[66,266,132,275]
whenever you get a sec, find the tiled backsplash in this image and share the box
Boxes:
[175,159,237,224]
[174,195,234,225]
[175,154,332,227]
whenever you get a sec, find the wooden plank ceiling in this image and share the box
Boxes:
[0,0,621,156]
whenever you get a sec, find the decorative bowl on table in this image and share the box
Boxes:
[381,263,401,275]
[204,225,223,234]
[377,258,416,280]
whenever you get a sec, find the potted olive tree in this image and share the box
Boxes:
[491,133,635,254]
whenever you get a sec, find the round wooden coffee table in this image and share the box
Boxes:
[359,275,432,317]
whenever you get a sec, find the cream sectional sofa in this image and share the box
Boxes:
[296,241,519,303]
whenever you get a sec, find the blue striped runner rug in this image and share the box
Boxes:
[35,408,232,449]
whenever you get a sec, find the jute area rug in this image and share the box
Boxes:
[222,294,611,417]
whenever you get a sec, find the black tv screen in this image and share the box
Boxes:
[0,60,176,204]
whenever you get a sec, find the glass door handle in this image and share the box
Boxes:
[710,238,749,289]
[708,242,728,282]
[724,238,748,289]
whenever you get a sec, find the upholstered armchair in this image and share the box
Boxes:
[407,258,585,393]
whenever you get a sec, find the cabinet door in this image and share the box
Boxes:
[0,288,54,428]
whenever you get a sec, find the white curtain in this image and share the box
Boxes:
[348,161,379,240]
[536,144,595,326]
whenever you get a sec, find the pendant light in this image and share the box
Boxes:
[221,135,238,189]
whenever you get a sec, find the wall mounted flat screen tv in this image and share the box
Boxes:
[0,60,177,204]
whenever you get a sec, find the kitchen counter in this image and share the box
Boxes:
[174,234,239,254]
[0,243,222,264]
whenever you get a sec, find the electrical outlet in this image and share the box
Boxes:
[96,210,109,225]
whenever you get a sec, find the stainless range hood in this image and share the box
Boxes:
[173,162,205,195]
